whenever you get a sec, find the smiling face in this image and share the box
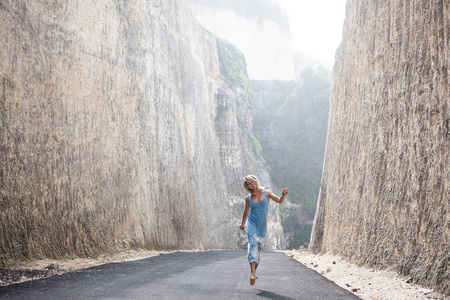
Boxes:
[245,180,256,192]
[244,175,261,194]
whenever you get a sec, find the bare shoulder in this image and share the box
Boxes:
[265,190,274,200]
[265,190,274,196]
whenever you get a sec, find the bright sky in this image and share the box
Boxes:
[276,0,347,63]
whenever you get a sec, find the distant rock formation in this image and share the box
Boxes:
[0,0,283,265]
[293,51,333,79]
[311,0,449,294]
[186,0,295,81]
[252,69,331,249]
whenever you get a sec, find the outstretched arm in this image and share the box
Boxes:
[267,188,289,204]
[239,196,251,230]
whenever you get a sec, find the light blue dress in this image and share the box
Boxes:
[245,191,269,264]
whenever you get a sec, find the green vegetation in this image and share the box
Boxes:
[217,39,251,91]
[248,132,271,171]
[290,224,313,249]
[253,67,331,248]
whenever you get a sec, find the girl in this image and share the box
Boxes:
[239,175,289,285]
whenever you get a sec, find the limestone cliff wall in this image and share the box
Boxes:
[311,0,449,294]
[0,0,282,265]
[186,3,295,81]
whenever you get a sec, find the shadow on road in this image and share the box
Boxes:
[256,289,295,300]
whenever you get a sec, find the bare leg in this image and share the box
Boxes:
[250,262,258,285]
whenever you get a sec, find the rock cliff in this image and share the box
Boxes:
[186,0,295,80]
[0,0,283,265]
[311,0,449,294]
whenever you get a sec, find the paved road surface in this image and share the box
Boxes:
[0,250,360,299]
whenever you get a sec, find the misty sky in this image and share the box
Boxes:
[277,0,347,63]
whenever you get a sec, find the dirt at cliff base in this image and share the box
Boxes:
[0,249,171,286]
[285,249,448,300]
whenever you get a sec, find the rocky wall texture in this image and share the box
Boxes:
[310,0,449,294]
[0,0,283,265]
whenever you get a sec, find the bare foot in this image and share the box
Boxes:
[250,272,258,285]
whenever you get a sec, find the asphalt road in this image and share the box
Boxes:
[0,250,361,299]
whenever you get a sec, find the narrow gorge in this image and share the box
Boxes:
[186,0,331,250]
[0,0,283,266]
[311,0,449,294]
[2,0,448,296]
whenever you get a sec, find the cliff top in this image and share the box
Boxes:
[185,0,289,29]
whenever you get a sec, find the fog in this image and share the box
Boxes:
[277,0,346,64]
[185,0,347,248]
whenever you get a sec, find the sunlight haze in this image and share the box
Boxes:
[277,0,347,63]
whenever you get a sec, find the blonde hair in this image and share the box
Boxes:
[243,175,264,194]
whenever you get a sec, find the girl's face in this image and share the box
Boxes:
[245,180,256,192]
